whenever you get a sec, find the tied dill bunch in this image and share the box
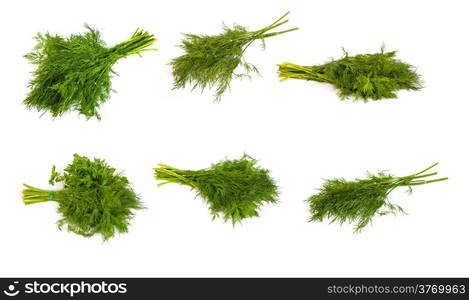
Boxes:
[154,155,279,224]
[307,163,447,232]
[24,25,157,119]
[171,12,298,101]
[278,46,422,101]
[22,154,143,241]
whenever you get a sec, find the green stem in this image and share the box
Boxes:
[264,11,292,29]
[259,27,299,39]
[411,172,438,179]
[110,29,157,59]
[22,184,62,205]
[157,163,182,171]
[407,177,449,186]
[242,12,298,53]
[393,163,448,187]
[278,62,334,83]
[408,162,439,177]
[396,172,438,182]
[378,163,447,195]
[154,166,196,188]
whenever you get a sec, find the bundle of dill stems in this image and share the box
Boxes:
[307,163,447,232]
[278,46,422,101]
[24,25,157,119]
[22,154,143,241]
[171,11,298,100]
[154,155,278,224]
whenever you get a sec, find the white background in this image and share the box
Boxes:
[0,0,467,277]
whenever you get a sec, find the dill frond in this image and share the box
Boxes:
[278,46,422,101]
[171,12,298,101]
[307,163,447,232]
[22,154,143,241]
[154,154,279,224]
[24,25,157,119]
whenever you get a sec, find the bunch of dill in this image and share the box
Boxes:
[154,154,279,224]
[24,25,157,119]
[171,12,298,101]
[278,46,422,101]
[307,163,447,232]
[22,154,143,241]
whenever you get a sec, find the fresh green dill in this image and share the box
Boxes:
[307,163,447,232]
[171,12,298,101]
[24,25,157,119]
[22,154,143,241]
[278,46,422,101]
[154,154,279,224]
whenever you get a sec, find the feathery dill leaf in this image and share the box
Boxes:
[22,154,143,241]
[24,25,157,119]
[154,154,279,224]
[171,12,298,101]
[278,46,422,101]
[307,163,447,232]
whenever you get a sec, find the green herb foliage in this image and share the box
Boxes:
[24,25,157,119]
[154,155,279,224]
[22,154,143,241]
[307,163,447,232]
[171,12,298,101]
[278,46,422,101]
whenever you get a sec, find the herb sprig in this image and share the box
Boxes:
[307,163,447,232]
[24,25,157,119]
[22,154,143,241]
[171,12,298,101]
[278,46,422,101]
[154,155,279,224]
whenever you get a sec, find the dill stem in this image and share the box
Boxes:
[395,172,437,183]
[407,177,449,186]
[265,11,292,29]
[392,163,448,187]
[259,27,299,39]
[22,184,61,205]
[110,32,157,59]
[154,166,196,188]
[410,172,438,179]
[242,12,297,53]
[409,162,439,177]
[278,63,333,83]
[157,163,181,171]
